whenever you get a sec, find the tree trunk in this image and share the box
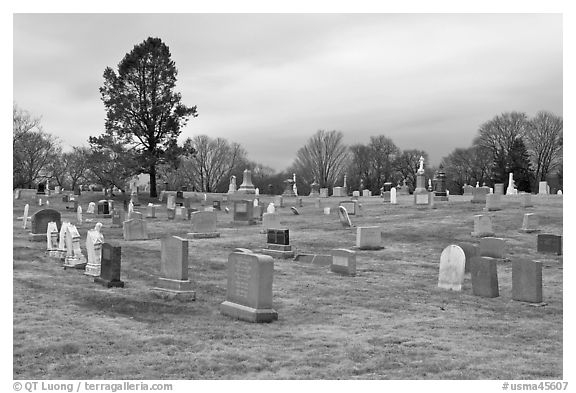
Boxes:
[150,164,157,197]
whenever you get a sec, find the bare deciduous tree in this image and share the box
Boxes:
[292,130,349,188]
[525,111,562,182]
[181,135,247,192]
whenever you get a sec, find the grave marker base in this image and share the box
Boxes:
[63,258,87,270]
[220,301,278,323]
[28,233,46,242]
[187,232,221,239]
[293,254,332,266]
[519,228,541,233]
[152,278,196,300]
[84,264,101,277]
[94,277,125,288]
[261,245,295,259]
[471,231,495,238]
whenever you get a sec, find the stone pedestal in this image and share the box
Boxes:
[237,169,256,194]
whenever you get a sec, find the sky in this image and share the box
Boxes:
[12,13,563,171]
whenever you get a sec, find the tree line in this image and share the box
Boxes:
[13,37,562,196]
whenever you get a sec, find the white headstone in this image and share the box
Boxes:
[128,201,134,213]
[22,204,29,229]
[58,221,70,253]
[324,207,331,215]
[266,203,276,214]
[38,198,42,206]
[77,206,83,225]
[87,202,96,214]
[337,206,352,228]
[253,199,259,207]
[390,187,397,204]
[255,188,260,195]
[46,221,58,250]
[557,190,562,195]
[438,245,466,291]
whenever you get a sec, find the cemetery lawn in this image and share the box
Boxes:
[13,193,563,380]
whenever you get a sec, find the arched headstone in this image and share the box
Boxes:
[438,245,466,291]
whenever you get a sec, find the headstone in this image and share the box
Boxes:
[557,190,563,195]
[111,209,124,228]
[167,208,176,220]
[46,221,59,253]
[437,245,466,291]
[484,193,502,211]
[351,190,360,198]
[319,188,329,198]
[36,183,46,195]
[433,166,448,201]
[512,259,543,303]
[362,190,371,197]
[57,221,70,259]
[538,181,548,195]
[84,225,104,277]
[152,236,195,298]
[62,194,69,203]
[290,207,299,215]
[428,191,436,209]
[471,215,494,237]
[14,189,21,199]
[146,204,156,218]
[267,203,276,214]
[324,207,331,215]
[333,187,346,197]
[479,237,506,259]
[54,186,61,194]
[520,213,540,233]
[76,206,83,226]
[86,202,96,214]
[381,190,390,203]
[471,186,490,204]
[470,256,499,298]
[520,193,533,208]
[337,206,352,228]
[94,243,124,288]
[506,173,518,195]
[233,200,255,224]
[74,186,81,196]
[130,190,140,206]
[220,252,278,322]
[462,184,474,196]
[167,195,176,210]
[212,200,221,211]
[175,206,187,220]
[339,200,358,215]
[30,209,62,241]
[537,234,562,255]
[97,200,111,216]
[159,190,165,202]
[188,211,220,238]
[62,224,87,269]
[282,178,296,197]
[122,219,148,241]
[309,181,320,197]
[237,169,256,194]
[228,175,237,194]
[38,198,43,206]
[314,198,321,208]
[458,242,479,273]
[264,229,294,259]
[22,204,29,229]
[356,226,382,250]
[494,183,504,195]
[330,249,356,276]
[390,188,397,204]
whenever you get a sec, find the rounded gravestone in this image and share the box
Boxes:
[290,207,299,215]
[438,245,466,291]
[337,206,352,228]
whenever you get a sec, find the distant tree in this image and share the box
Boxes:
[441,145,492,193]
[13,105,60,189]
[86,135,139,192]
[507,138,533,192]
[180,135,247,192]
[474,111,529,183]
[393,149,429,191]
[292,130,349,188]
[347,143,372,191]
[368,135,401,190]
[50,147,92,190]
[95,37,197,197]
[524,111,563,184]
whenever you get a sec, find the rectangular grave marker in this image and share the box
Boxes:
[537,234,562,255]
[95,243,124,288]
[470,256,499,298]
[152,236,195,298]
[220,252,278,323]
[512,259,543,303]
[356,226,382,250]
[330,249,356,276]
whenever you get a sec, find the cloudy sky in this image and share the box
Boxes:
[13,13,562,171]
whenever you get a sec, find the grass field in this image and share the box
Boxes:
[12,192,563,380]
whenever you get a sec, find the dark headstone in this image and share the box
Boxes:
[458,242,479,273]
[30,209,61,235]
[537,234,562,255]
[470,256,499,298]
[62,194,69,203]
[97,200,110,215]
[74,186,81,196]
[94,243,124,288]
[512,259,543,303]
[213,200,221,211]
[36,183,46,195]
[267,229,289,245]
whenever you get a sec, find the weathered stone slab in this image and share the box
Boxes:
[220,252,278,323]
[152,236,195,299]
[479,237,506,259]
[520,213,540,233]
[438,245,466,291]
[537,234,562,255]
[471,215,494,237]
[94,243,124,288]
[512,259,543,303]
[356,226,382,250]
[122,219,148,241]
[458,242,479,273]
[470,256,499,298]
[338,206,352,228]
[330,249,356,276]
